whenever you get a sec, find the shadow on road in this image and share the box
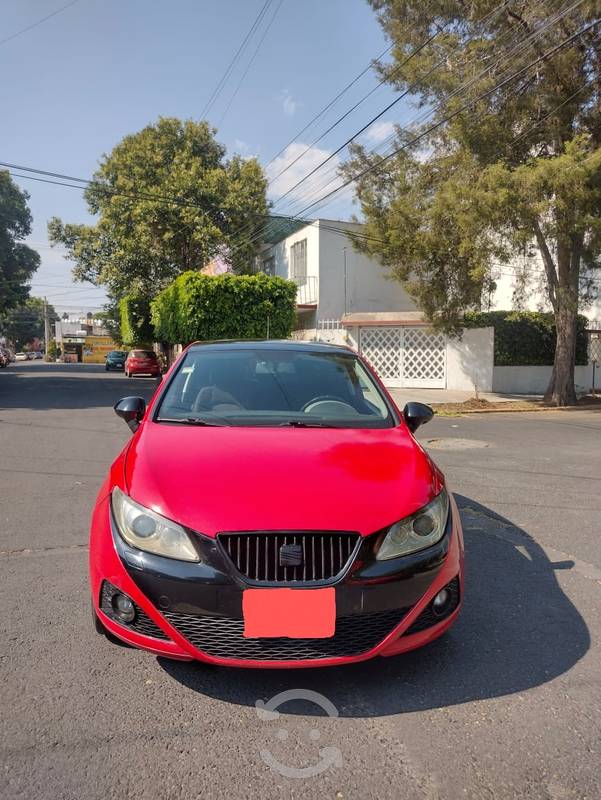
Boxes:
[0,363,159,411]
[159,495,590,717]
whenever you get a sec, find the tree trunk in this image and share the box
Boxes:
[543,237,581,406]
[544,303,578,405]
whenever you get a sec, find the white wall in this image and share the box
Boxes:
[328,324,494,391]
[446,327,494,391]
[490,251,601,325]
[265,222,320,283]
[493,364,598,395]
[316,220,417,319]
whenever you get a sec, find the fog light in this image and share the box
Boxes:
[432,588,451,616]
[111,592,135,623]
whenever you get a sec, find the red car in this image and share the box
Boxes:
[125,349,161,378]
[90,341,464,668]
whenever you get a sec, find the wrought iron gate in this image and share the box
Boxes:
[359,326,447,388]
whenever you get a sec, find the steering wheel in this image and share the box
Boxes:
[301,395,356,415]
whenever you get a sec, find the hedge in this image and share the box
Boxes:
[119,295,154,346]
[464,310,588,366]
[151,272,297,345]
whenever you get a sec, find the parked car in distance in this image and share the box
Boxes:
[26,351,35,360]
[33,351,44,359]
[105,350,127,372]
[15,352,29,361]
[125,349,161,378]
[91,340,464,669]
[0,349,9,368]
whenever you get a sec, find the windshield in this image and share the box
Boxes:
[108,351,125,357]
[156,348,395,428]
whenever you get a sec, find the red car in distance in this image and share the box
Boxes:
[125,349,161,378]
[90,340,464,668]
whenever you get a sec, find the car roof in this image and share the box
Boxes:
[186,339,355,355]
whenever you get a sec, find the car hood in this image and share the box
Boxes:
[123,422,442,538]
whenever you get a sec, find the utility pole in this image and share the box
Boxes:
[43,297,50,355]
[343,247,348,316]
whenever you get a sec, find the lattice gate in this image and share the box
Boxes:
[359,326,447,388]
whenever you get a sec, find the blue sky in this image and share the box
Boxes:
[1,0,408,310]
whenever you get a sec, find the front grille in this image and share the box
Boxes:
[100,581,169,640]
[404,577,460,636]
[218,531,359,583]
[163,608,409,661]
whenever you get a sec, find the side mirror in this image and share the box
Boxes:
[114,396,146,432]
[403,401,434,433]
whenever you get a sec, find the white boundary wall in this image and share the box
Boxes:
[493,364,598,395]
[296,325,494,391]
[446,327,494,392]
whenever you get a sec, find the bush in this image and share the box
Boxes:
[46,339,57,361]
[464,310,588,366]
[119,295,154,346]
[151,272,297,345]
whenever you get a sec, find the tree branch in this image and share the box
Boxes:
[532,218,559,313]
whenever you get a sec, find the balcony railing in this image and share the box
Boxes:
[293,275,318,305]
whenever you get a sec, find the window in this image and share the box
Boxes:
[262,256,275,275]
[291,239,307,286]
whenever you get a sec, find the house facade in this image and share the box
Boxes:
[258,218,494,392]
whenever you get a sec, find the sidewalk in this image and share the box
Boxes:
[387,388,541,406]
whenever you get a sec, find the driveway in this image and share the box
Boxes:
[1,362,600,799]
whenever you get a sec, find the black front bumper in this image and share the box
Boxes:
[109,516,457,661]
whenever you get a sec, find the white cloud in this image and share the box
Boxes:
[364,120,396,144]
[266,141,353,215]
[280,88,297,116]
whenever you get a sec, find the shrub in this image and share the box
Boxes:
[46,339,57,361]
[464,310,588,366]
[151,272,297,345]
[119,295,154,346]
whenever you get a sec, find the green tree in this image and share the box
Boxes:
[48,117,269,304]
[0,172,41,315]
[0,297,58,350]
[345,1,600,405]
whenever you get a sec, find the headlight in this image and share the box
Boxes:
[111,487,199,562]
[376,489,449,560]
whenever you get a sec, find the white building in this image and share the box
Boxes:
[258,218,494,392]
[489,251,601,326]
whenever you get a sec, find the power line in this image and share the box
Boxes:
[264,43,393,169]
[200,0,273,120]
[0,0,80,47]
[228,0,499,252]
[294,15,598,219]
[282,0,583,217]
[217,0,284,127]
[268,30,440,201]
[225,0,566,254]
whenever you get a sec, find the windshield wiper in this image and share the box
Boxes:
[279,420,338,428]
[158,417,232,427]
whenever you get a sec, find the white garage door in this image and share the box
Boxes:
[359,326,446,388]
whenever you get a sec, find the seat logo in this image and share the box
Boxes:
[279,543,303,567]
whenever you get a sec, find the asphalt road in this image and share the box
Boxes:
[1,361,600,800]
